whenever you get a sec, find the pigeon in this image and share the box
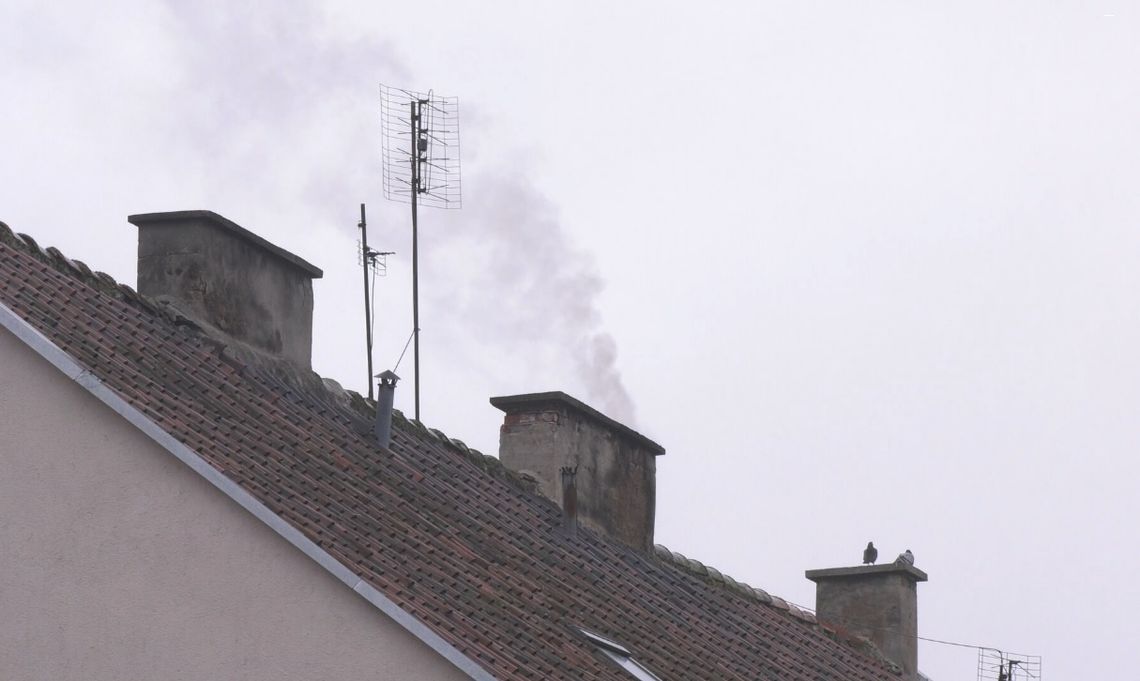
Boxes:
[862,541,878,565]
[895,549,914,566]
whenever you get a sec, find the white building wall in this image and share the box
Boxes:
[0,325,472,681]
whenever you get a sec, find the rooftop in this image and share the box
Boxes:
[0,218,902,681]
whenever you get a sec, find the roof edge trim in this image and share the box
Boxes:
[0,300,496,681]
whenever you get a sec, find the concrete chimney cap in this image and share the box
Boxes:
[805,563,928,583]
[375,370,400,382]
[128,210,324,279]
[489,391,665,456]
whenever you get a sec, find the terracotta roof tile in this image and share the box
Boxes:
[0,222,900,681]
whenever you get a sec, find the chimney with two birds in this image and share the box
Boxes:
[807,546,927,680]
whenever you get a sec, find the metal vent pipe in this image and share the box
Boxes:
[374,370,400,449]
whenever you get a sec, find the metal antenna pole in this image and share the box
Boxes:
[380,84,462,422]
[358,203,374,401]
[410,99,422,421]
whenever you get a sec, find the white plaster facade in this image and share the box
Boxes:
[0,325,469,681]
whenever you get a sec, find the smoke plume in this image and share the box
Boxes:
[158,1,639,423]
[438,168,637,425]
[1,0,638,426]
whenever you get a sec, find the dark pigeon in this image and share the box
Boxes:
[863,541,878,565]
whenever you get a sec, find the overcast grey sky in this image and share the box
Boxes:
[3,2,1138,678]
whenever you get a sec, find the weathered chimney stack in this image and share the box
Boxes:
[490,392,664,551]
[129,211,323,369]
[805,561,928,679]
[374,370,399,449]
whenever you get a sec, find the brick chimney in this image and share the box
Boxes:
[805,562,928,679]
[129,211,323,369]
[490,392,664,551]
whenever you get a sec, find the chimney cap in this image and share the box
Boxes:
[805,563,928,583]
[375,369,400,381]
[490,391,664,456]
[128,210,324,279]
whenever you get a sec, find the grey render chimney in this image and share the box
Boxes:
[374,370,400,449]
[490,392,664,551]
[805,562,928,680]
[128,210,323,369]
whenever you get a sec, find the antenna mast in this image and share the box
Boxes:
[358,203,393,401]
[380,84,462,421]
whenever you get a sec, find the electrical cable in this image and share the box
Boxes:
[393,327,415,373]
[916,635,987,650]
[787,598,1020,655]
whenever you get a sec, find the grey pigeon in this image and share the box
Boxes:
[862,541,878,565]
[895,549,914,566]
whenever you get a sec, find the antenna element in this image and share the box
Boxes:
[380,84,463,421]
[977,648,1041,681]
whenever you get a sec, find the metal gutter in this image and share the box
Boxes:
[0,300,497,681]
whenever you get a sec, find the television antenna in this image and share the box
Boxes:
[357,203,394,401]
[380,84,462,421]
[977,648,1041,681]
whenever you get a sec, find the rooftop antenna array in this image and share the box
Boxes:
[358,203,394,401]
[977,648,1041,681]
[380,84,462,421]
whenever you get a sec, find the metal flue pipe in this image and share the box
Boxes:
[374,370,400,449]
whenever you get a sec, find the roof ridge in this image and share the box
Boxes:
[651,543,903,676]
[0,219,161,316]
[651,544,799,616]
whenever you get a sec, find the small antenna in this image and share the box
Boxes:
[358,203,394,401]
[380,84,463,422]
[977,648,1041,681]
